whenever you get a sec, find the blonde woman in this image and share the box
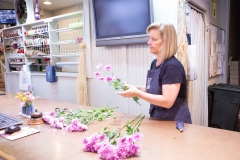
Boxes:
[117,23,192,123]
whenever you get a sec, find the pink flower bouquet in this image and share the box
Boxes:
[94,63,141,105]
[83,114,144,160]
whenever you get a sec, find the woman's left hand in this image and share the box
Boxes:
[116,84,139,98]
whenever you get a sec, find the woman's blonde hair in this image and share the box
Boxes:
[146,23,178,61]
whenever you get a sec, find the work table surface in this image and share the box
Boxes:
[0,93,240,160]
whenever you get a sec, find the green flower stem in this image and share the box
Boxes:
[107,114,142,141]
[132,115,145,132]
[133,97,141,106]
[107,114,144,145]
[85,106,117,125]
[117,114,142,132]
[56,106,118,126]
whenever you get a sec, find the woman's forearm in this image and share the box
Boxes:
[136,84,180,109]
[137,91,173,108]
[136,86,146,92]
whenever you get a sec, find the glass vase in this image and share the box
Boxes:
[22,104,34,116]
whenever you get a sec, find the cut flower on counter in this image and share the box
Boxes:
[83,114,145,160]
[42,105,118,132]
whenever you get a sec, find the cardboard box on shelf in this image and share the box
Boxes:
[230,78,240,85]
[230,70,239,75]
[230,75,240,79]
[229,61,240,66]
[230,65,240,71]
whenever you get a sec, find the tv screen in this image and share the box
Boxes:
[0,10,16,24]
[92,0,152,46]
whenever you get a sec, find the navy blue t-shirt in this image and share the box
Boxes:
[150,56,186,99]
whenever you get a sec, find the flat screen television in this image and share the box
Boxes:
[0,9,16,25]
[92,0,153,47]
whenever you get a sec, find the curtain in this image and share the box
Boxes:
[186,5,207,126]
[177,0,188,74]
[77,43,89,106]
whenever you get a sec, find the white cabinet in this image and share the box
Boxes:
[2,11,84,73]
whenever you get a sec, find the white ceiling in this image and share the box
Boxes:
[1,0,83,11]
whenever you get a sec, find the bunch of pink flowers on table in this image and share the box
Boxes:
[42,105,117,132]
[83,114,145,160]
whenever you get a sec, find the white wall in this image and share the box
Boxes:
[152,0,178,28]
[40,9,53,20]
[52,4,83,16]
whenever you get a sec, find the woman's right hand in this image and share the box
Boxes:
[116,84,140,98]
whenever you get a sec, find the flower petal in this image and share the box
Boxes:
[104,65,111,72]
[94,72,101,77]
[104,76,113,82]
[96,63,102,69]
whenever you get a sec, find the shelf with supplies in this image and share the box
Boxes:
[55,62,79,68]
[51,53,80,58]
[49,11,83,73]
[1,11,84,73]
[50,25,83,33]
[50,40,80,45]
[3,36,23,40]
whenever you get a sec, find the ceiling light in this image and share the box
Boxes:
[43,1,52,5]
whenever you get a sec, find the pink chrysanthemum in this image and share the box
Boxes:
[104,65,111,72]
[83,132,143,159]
[98,76,105,81]
[42,114,54,124]
[133,132,143,141]
[83,134,100,152]
[98,140,117,160]
[105,76,113,82]
[49,111,55,116]
[115,134,141,159]
[94,72,101,77]
[66,119,88,132]
[83,133,107,153]
[51,118,64,129]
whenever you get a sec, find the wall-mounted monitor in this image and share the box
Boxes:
[92,0,153,47]
[0,10,16,25]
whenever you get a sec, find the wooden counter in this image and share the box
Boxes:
[0,93,240,160]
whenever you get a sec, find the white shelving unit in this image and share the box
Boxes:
[3,0,92,104]
[22,21,50,72]
[2,25,24,72]
[2,11,84,73]
[49,11,83,73]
